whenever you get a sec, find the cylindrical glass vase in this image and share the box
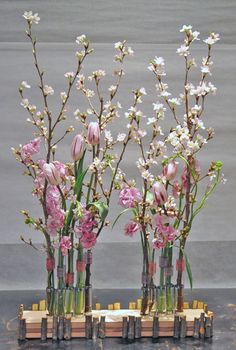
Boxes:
[74,287,85,315]
[156,285,166,313]
[46,287,56,316]
[165,283,176,314]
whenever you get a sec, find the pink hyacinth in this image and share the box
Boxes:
[46,185,60,216]
[80,231,97,249]
[60,236,72,256]
[21,138,41,164]
[118,186,142,208]
[124,221,141,237]
[163,160,178,181]
[75,209,97,238]
[46,208,65,236]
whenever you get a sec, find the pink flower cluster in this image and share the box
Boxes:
[46,185,65,236]
[118,186,142,208]
[60,236,72,256]
[21,138,41,164]
[75,209,97,249]
[152,214,177,249]
[124,221,141,237]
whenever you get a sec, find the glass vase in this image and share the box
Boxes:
[157,285,166,313]
[74,287,85,315]
[46,287,56,316]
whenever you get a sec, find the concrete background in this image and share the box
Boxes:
[0,0,236,289]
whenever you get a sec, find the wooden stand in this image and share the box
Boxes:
[18,300,214,340]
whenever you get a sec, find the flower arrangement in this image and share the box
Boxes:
[13,12,225,319]
[116,25,225,315]
[12,11,134,316]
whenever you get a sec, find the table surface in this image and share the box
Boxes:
[1,289,236,350]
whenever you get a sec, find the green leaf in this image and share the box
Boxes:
[146,190,153,204]
[88,201,109,221]
[183,251,193,289]
[112,207,135,229]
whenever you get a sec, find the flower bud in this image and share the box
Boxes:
[43,163,62,186]
[163,160,178,181]
[87,122,100,145]
[71,134,85,161]
[153,181,168,205]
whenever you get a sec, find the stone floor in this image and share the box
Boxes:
[1,289,236,350]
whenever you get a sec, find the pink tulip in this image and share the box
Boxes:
[71,134,85,161]
[153,181,168,205]
[43,163,62,186]
[87,122,100,145]
[163,160,178,181]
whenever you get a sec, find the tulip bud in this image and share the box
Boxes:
[43,163,62,186]
[87,122,100,145]
[153,181,168,205]
[71,134,85,161]
[163,160,178,181]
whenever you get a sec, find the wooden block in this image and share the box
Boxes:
[114,303,121,310]
[129,302,136,310]
[64,317,72,340]
[39,300,46,311]
[95,303,101,310]
[197,301,204,309]
[18,318,26,341]
[204,303,208,314]
[40,317,47,341]
[122,316,128,339]
[173,315,180,338]
[99,315,106,339]
[32,304,39,311]
[92,317,99,340]
[135,317,141,339]
[192,300,198,309]
[183,302,189,309]
[180,316,187,338]
[193,317,200,338]
[137,299,142,310]
[108,304,114,310]
[128,315,135,341]
[152,315,159,339]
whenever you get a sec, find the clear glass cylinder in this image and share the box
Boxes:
[74,287,85,315]
[64,287,74,315]
[156,285,166,313]
[56,288,65,316]
[166,283,176,314]
[46,287,56,316]
[140,285,149,316]
[85,284,92,313]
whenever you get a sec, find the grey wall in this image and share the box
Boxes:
[0,0,236,290]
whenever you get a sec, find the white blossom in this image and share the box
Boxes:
[177,45,190,56]
[180,25,192,33]
[21,98,29,108]
[64,72,75,79]
[104,130,113,143]
[23,11,40,24]
[20,81,31,89]
[203,33,220,45]
[117,133,126,142]
[76,34,88,45]
[43,85,54,96]
[60,92,67,103]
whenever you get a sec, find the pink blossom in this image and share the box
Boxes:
[46,185,60,216]
[118,186,142,208]
[87,122,100,145]
[80,231,97,249]
[21,138,41,164]
[152,237,166,249]
[124,221,141,237]
[172,180,181,198]
[60,236,72,256]
[163,161,178,181]
[53,161,68,180]
[75,209,97,238]
[153,182,168,205]
[46,208,65,236]
[153,214,177,242]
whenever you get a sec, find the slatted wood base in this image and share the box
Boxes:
[21,308,211,339]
